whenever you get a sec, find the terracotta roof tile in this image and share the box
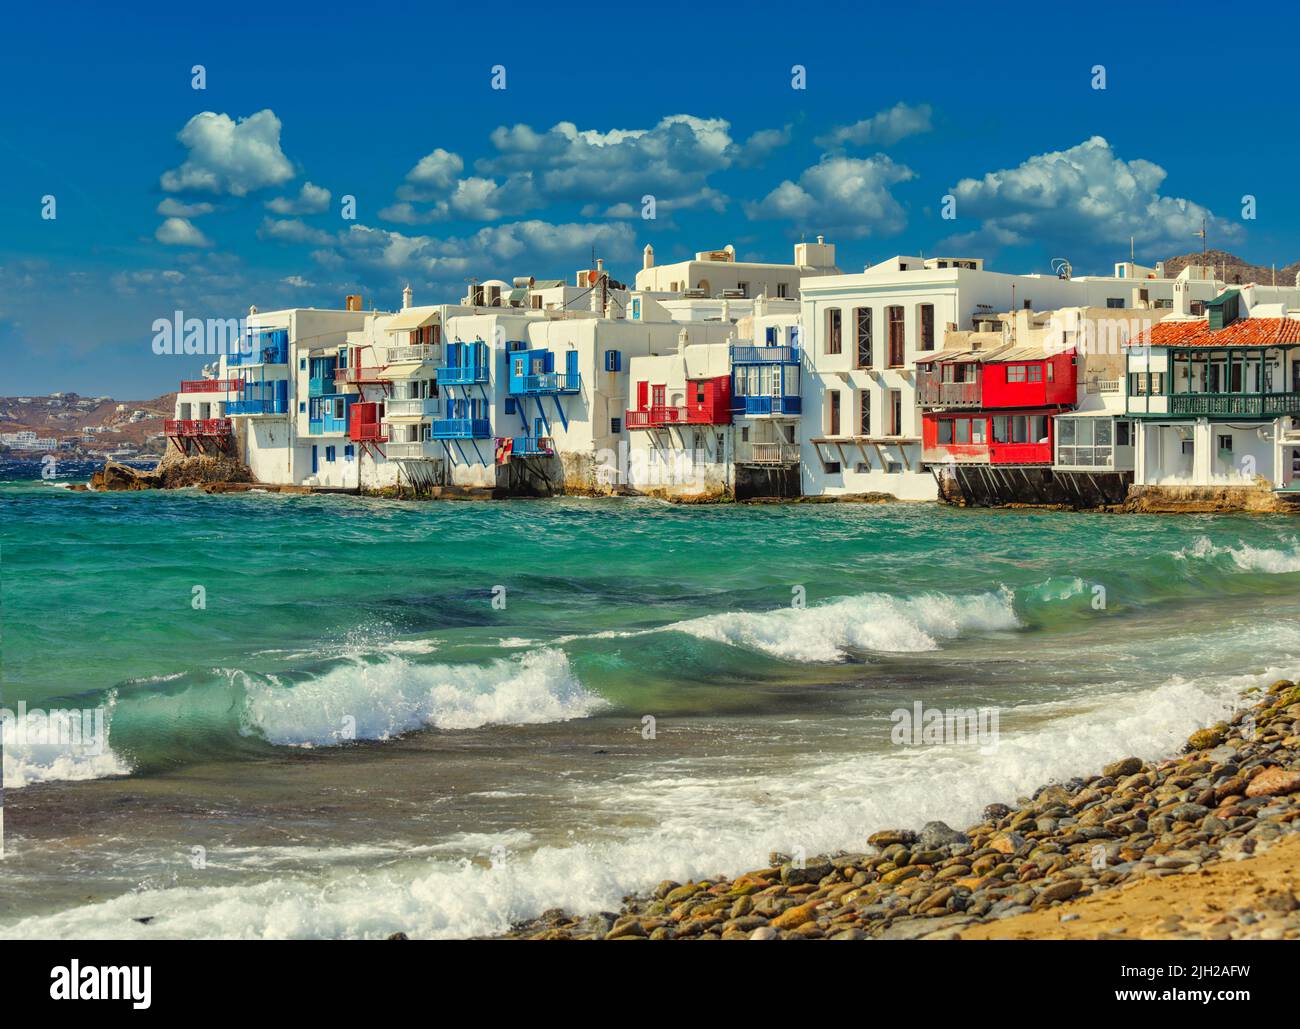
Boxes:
[1129,317,1300,348]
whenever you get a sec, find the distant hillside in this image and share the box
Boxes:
[1163,249,1300,287]
[0,391,175,456]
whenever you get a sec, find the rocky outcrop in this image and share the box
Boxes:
[90,451,254,491]
[1123,483,1300,515]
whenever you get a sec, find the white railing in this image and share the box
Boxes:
[1086,378,1122,394]
[384,397,440,418]
[386,441,439,459]
[386,344,439,364]
[739,442,800,465]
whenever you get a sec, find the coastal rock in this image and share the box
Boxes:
[989,831,1026,855]
[982,803,1013,822]
[918,821,968,851]
[781,858,832,885]
[867,829,916,849]
[1032,880,1083,907]
[1245,767,1300,798]
[1103,757,1143,779]
[1186,725,1227,752]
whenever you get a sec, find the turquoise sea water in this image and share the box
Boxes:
[3,462,1300,937]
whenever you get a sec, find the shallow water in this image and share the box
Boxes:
[3,466,1299,937]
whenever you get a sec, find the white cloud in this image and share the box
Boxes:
[160,109,295,196]
[154,217,213,247]
[484,115,732,199]
[944,136,1243,260]
[399,148,465,198]
[157,198,214,218]
[815,102,933,150]
[747,155,915,237]
[282,275,314,288]
[257,217,333,246]
[308,219,637,289]
[380,115,784,224]
[265,181,331,215]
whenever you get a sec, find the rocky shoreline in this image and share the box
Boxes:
[496,678,1300,940]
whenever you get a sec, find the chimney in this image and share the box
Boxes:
[1173,280,1191,318]
[402,284,413,310]
[643,244,654,270]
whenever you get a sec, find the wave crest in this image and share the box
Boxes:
[240,648,604,746]
[665,589,1021,663]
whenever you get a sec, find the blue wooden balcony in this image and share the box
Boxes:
[231,329,289,366]
[735,395,802,416]
[514,371,581,395]
[732,344,800,364]
[512,435,555,456]
[227,397,287,416]
[308,394,352,435]
[436,363,489,385]
[430,417,491,439]
[227,380,288,416]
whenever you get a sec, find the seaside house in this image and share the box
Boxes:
[1125,282,1300,495]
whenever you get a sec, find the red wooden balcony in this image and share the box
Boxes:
[627,375,732,428]
[179,378,243,393]
[349,402,387,442]
[165,418,232,437]
[335,365,387,385]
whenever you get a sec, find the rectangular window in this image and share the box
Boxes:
[604,350,621,372]
[938,419,954,444]
[1218,434,1233,452]
[1106,298,1124,309]
[993,416,1009,443]
[822,460,842,474]
[777,283,788,298]
[1011,416,1028,444]
[826,308,842,355]
[1116,420,1132,446]
[827,389,841,435]
[972,418,986,444]
[1150,372,1165,394]
[887,306,905,366]
[858,389,871,435]
[610,417,621,434]
[954,418,971,444]
[855,307,872,368]
[919,304,935,351]
[1006,365,1027,383]
[344,444,355,458]
[1027,364,1042,382]
[889,389,902,435]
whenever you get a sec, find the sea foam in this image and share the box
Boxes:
[5,662,1285,940]
[1175,535,1300,574]
[240,647,604,747]
[663,588,1021,662]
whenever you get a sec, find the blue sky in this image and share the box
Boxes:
[2,0,1296,397]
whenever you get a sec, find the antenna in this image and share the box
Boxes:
[1196,217,1208,260]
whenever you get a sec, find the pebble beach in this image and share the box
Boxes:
[499,678,1300,940]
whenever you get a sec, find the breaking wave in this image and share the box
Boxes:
[240,648,604,746]
[663,588,1021,662]
[1174,535,1300,574]
[1,694,133,789]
